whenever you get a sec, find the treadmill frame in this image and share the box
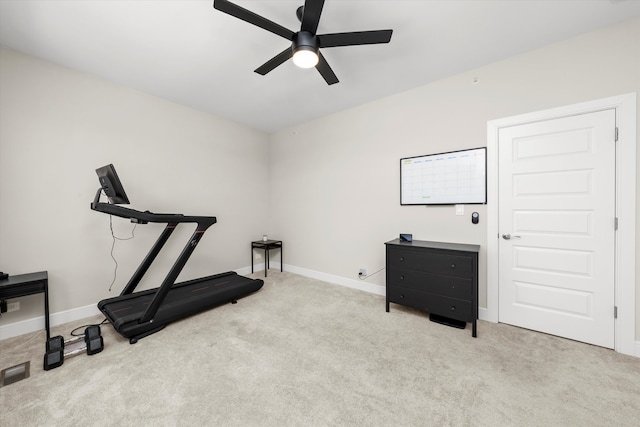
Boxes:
[91,189,263,342]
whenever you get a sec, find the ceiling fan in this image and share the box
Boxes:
[213,0,393,85]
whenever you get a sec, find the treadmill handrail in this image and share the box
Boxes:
[91,188,217,227]
[91,187,218,328]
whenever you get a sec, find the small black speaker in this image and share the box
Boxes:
[399,234,412,242]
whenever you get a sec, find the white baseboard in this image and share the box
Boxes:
[0,303,100,341]
[234,263,264,276]
[281,264,385,296]
[3,267,637,358]
[281,265,492,317]
[0,264,267,341]
[242,262,385,295]
[274,268,640,358]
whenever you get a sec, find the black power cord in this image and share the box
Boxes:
[70,318,109,337]
[358,267,385,280]
[107,214,137,291]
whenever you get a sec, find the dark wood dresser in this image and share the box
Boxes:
[385,239,479,337]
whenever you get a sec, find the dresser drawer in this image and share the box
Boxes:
[387,286,473,322]
[385,239,479,337]
[387,267,472,300]
[387,246,474,278]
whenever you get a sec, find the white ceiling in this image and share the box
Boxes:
[1,0,639,133]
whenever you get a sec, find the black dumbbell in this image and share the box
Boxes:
[44,335,65,370]
[85,325,104,355]
[43,325,104,370]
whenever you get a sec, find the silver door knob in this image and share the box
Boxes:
[502,233,521,240]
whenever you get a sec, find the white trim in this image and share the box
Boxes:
[238,263,386,296]
[250,264,493,320]
[1,263,381,341]
[234,263,265,276]
[3,263,635,356]
[283,264,386,296]
[487,92,637,357]
[235,262,286,277]
[0,303,100,341]
[0,266,267,341]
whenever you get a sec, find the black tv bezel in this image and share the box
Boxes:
[96,164,130,205]
[400,147,487,206]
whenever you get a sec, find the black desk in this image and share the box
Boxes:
[251,240,283,277]
[0,271,50,339]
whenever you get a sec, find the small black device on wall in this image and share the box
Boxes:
[472,212,479,224]
[399,234,413,242]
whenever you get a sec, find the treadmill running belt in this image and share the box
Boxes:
[98,271,263,340]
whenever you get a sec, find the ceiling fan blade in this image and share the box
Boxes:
[301,0,325,34]
[315,51,339,85]
[318,30,393,48]
[214,0,294,40]
[254,48,293,75]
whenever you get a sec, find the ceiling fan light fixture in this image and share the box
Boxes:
[292,31,319,69]
[292,46,319,68]
[213,1,393,84]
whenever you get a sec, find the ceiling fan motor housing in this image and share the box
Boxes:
[292,31,318,53]
[213,0,393,84]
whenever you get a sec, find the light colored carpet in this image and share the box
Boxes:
[1,270,639,426]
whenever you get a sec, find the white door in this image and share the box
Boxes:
[498,109,616,348]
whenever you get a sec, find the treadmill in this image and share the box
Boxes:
[91,164,263,343]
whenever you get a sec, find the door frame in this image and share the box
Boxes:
[486,93,637,356]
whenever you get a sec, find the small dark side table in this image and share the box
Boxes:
[0,271,50,339]
[251,240,283,277]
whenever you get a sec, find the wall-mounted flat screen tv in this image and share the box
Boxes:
[400,147,487,205]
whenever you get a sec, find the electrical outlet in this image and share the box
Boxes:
[7,302,20,312]
[359,268,367,277]
[255,253,262,259]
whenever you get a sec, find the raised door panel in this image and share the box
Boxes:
[498,109,615,348]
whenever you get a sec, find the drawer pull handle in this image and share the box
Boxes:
[400,275,404,280]
[400,294,405,299]
[451,263,456,269]
[399,257,404,262]
[451,306,456,312]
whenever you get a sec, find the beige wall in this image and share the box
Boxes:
[1,16,639,345]
[0,48,270,324]
[269,17,640,338]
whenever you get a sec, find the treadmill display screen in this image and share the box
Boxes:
[96,164,130,205]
